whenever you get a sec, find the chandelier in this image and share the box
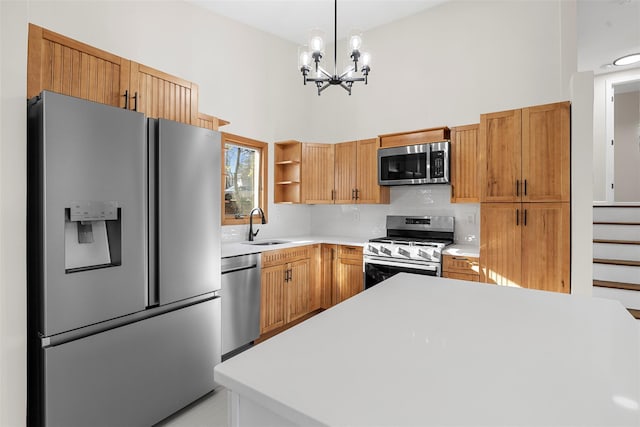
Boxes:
[298,0,371,96]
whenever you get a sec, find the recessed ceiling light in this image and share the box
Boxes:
[613,53,640,66]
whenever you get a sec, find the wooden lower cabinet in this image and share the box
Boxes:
[320,244,364,306]
[442,255,480,282]
[260,246,312,335]
[480,203,570,293]
[334,246,364,304]
[260,244,364,336]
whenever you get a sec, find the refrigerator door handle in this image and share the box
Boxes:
[147,119,159,307]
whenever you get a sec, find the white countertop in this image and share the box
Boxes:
[221,235,368,258]
[214,274,640,426]
[442,243,479,257]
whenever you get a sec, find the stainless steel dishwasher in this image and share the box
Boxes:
[221,253,261,359]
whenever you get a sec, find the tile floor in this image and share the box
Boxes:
[155,387,228,427]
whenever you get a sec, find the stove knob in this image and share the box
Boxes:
[367,245,379,255]
[398,247,411,258]
[418,249,431,260]
[380,246,392,256]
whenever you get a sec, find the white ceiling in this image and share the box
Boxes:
[188,0,640,75]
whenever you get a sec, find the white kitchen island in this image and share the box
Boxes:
[214,274,640,426]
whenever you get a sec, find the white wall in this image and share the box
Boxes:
[1,0,579,424]
[614,91,640,202]
[593,69,640,202]
[0,1,312,424]
[306,0,573,244]
[570,71,595,296]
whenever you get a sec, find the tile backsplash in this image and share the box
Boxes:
[222,185,480,244]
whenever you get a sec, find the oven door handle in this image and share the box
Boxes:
[365,258,438,271]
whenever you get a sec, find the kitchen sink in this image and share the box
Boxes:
[242,240,290,246]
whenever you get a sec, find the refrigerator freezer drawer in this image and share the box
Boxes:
[42,297,221,426]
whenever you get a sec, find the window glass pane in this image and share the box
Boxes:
[224,143,260,218]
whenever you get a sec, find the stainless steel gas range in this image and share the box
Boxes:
[364,215,454,288]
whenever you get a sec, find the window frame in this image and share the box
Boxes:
[221,132,268,226]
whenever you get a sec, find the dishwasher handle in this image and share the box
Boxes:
[222,264,258,275]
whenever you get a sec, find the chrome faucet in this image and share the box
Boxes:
[248,207,266,241]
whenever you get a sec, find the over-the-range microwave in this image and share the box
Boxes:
[378,141,450,186]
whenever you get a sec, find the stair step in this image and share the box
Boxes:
[593,224,640,241]
[593,286,640,310]
[593,239,640,245]
[593,280,640,291]
[593,222,640,226]
[593,258,640,267]
[593,242,640,262]
[593,205,640,223]
[593,263,640,285]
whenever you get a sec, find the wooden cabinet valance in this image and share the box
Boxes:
[378,127,450,148]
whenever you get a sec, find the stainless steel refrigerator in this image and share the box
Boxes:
[27,91,221,426]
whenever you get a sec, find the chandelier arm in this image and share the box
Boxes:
[307,76,330,83]
[341,77,365,83]
[317,65,333,79]
[338,66,355,79]
[318,82,331,94]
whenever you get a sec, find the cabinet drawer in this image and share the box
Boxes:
[262,245,311,268]
[443,255,479,275]
[337,245,363,260]
[443,271,479,282]
[378,127,450,148]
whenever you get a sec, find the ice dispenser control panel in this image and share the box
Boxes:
[69,201,118,222]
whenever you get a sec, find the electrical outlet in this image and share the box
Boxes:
[465,212,475,224]
[353,210,360,222]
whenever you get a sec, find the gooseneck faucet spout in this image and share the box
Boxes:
[248,207,266,241]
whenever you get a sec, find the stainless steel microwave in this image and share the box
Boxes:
[378,141,450,186]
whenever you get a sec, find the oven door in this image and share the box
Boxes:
[364,256,440,289]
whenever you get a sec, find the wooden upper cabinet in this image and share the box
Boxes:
[301,143,335,204]
[28,24,202,126]
[334,141,358,203]
[356,138,389,204]
[27,23,129,107]
[480,109,522,202]
[450,124,480,203]
[378,127,450,148]
[128,62,198,125]
[522,102,570,202]
[480,102,570,203]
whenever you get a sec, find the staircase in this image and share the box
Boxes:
[592,205,640,319]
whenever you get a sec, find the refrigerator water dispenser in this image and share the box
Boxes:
[64,201,121,272]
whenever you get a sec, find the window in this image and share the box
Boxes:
[221,133,268,225]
